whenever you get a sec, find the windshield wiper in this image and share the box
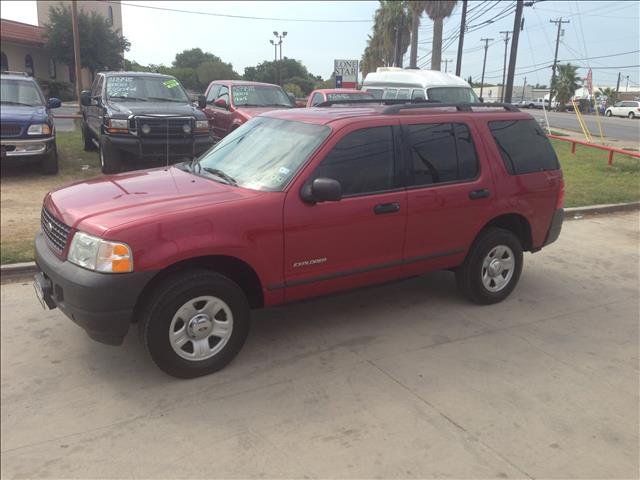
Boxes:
[202,167,237,186]
[147,97,186,103]
[108,96,147,101]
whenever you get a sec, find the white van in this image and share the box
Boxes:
[362,67,478,103]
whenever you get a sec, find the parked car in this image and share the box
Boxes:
[520,98,556,109]
[306,88,374,107]
[0,71,60,174]
[81,72,214,174]
[33,101,564,378]
[362,67,478,103]
[200,80,294,141]
[605,100,640,119]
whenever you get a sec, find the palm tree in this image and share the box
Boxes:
[424,1,457,71]
[408,1,429,68]
[597,86,617,107]
[373,1,412,67]
[552,63,580,112]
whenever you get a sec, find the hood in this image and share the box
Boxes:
[46,166,263,236]
[106,101,205,119]
[0,105,47,124]
[235,105,293,120]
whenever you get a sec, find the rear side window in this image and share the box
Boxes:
[313,126,395,196]
[489,120,559,174]
[382,89,397,99]
[405,123,479,186]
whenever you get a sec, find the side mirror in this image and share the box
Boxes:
[214,97,228,109]
[47,97,61,109]
[197,95,207,109]
[300,177,342,204]
[80,90,92,106]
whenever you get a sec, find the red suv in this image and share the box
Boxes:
[200,80,294,141]
[33,102,564,378]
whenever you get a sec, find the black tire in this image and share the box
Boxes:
[140,270,250,379]
[528,104,534,109]
[628,112,635,119]
[455,228,523,305]
[82,122,96,151]
[99,136,121,174]
[41,142,58,175]
[605,110,612,117]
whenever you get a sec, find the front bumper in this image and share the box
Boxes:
[1,136,55,157]
[106,133,213,158]
[34,231,156,345]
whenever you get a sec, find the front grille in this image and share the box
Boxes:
[135,116,194,138]
[41,208,71,254]
[1,123,22,137]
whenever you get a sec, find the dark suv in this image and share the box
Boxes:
[81,72,214,173]
[34,101,563,378]
[0,72,61,174]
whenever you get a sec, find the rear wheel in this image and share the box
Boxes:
[99,136,121,174]
[628,112,635,119]
[605,110,612,117]
[455,228,523,305]
[140,270,250,378]
[41,142,58,175]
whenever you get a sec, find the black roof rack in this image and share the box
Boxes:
[314,98,519,114]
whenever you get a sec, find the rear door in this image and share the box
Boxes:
[283,122,408,302]
[401,119,493,275]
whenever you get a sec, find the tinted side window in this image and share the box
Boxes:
[406,123,478,186]
[313,126,395,196]
[382,89,397,99]
[411,89,426,100]
[397,88,411,100]
[489,119,559,175]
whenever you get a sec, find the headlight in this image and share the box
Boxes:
[27,124,51,135]
[107,119,129,133]
[195,120,209,132]
[68,231,133,273]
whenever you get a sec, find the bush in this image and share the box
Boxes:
[283,83,304,99]
[38,78,75,101]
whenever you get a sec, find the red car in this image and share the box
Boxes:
[306,88,374,107]
[200,80,294,141]
[34,102,564,378]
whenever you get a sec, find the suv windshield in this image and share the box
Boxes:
[427,87,478,103]
[0,78,45,106]
[231,85,292,107]
[195,117,330,191]
[105,76,189,103]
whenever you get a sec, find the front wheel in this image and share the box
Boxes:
[82,123,96,151]
[140,270,250,378]
[605,110,612,117]
[99,136,121,174]
[455,228,523,305]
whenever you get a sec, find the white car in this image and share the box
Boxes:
[605,100,640,119]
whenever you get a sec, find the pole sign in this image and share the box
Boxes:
[334,59,358,88]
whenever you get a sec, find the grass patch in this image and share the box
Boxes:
[550,130,570,137]
[553,139,640,207]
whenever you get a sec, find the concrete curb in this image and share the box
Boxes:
[2,202,638,282]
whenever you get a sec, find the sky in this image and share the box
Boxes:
[1,0,638,90]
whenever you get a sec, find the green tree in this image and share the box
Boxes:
[283,83,304,98]
[375,0,412,67]
[243,58,320,94]
[43,4,130,78]
[552,63,580,111]
[196,60,238,86]
[424,1,457,71]
[408,1,429,68]
[597,86,617,107]
[173,48,218,69]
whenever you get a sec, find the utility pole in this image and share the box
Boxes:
[504,0,525,103]
[71,0,82,113]
[499,30,511,102]
[272,31,287,86]
[443,59,452,73]
[625,75,629,92]
[479,38,493,100]
[521,76,527,101]
[394,14,405,68]
[615,71,621,95]
[269,39,277,62]
[549,17,570,101]
[455,0,468,76]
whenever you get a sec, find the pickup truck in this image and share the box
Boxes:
[81,72,214,174]
[518,98,556,110]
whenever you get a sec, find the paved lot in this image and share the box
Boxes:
[1,212,638,479]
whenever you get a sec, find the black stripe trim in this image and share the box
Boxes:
[267,248,465,291]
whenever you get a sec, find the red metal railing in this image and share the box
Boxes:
[548,134,640,165]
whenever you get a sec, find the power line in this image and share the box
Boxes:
[114,1,374,23]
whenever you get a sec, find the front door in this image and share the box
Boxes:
[283,123,408,302]
[87,75,103,136]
